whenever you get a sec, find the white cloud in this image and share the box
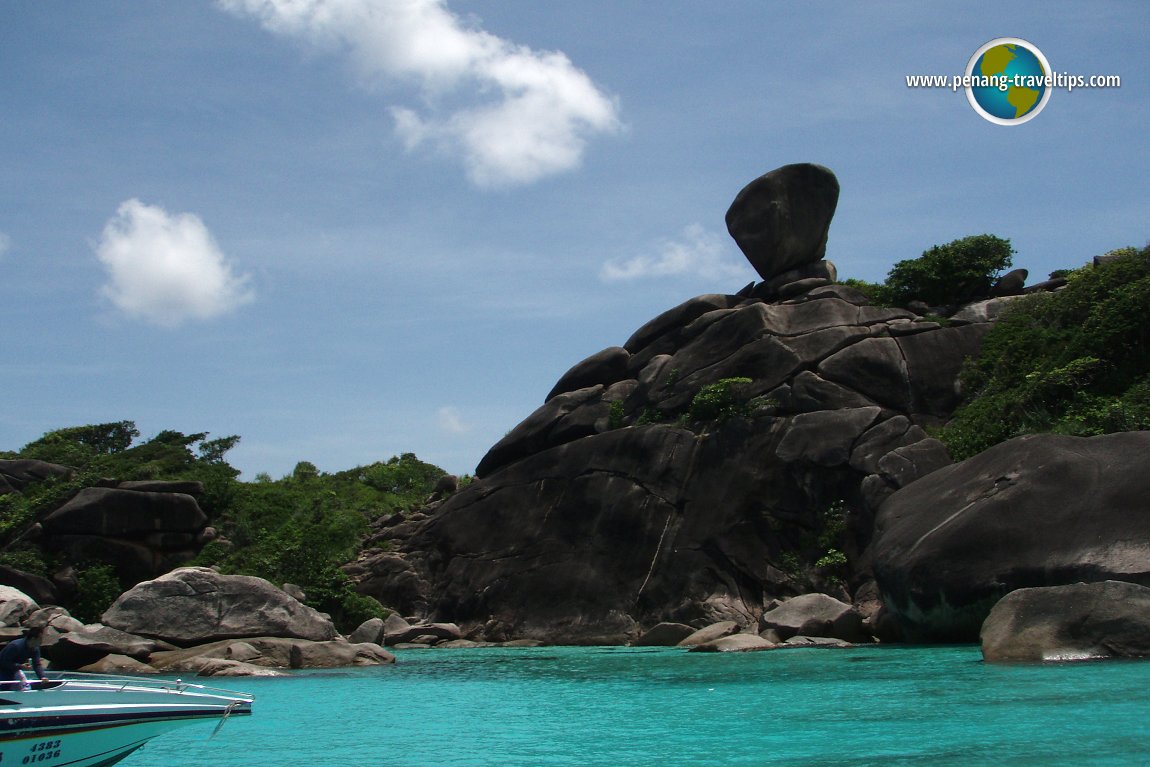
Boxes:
[0,231,10,259]
[218,0,621,188]
[600,224,751,283]
[95,199,254,327]
[437,405,471,435]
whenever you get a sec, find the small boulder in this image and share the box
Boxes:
[677,621,740,647]
[384,622,462,647]
[349,617,386,645]
[981,581,1150,663]
[688,634,775,653]
[196,658,290,677]
[760,593,867,642]
[0,586,38,627]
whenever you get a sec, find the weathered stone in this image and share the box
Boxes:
[990,268,1029,297]
[349,617,385,645]
[981,581,1150,663]
[0,586,38,627]
[760,593,868,642]
[384,623,462,647]
[43,487,207,536]
[103,567,338,645]
[725,163,840,280]
[78,654,158,675]
[45,625,163,669]
[196,658,290,677]
[624,294,744,354]
[818,337,911,411]
[688,633,774,652]
[0,459,73,494]
[546,347,631,402]
[775,408,882,467]
[0,567,56,607]
[874,433,1150,642]
[677,621,740,647]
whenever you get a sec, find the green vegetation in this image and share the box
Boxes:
[939,245,1150,459]
[1,424,450,631]
[687,377,755,422]
[844,233,1014,308]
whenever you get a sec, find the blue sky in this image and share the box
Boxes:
[2,1,1147,480]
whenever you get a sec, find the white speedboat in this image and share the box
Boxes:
[0,674,253,767]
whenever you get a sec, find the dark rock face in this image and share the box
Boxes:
[725,163,840,281]
[981,581,1150,662]
[355,282,989,643]
[41,487,208,583]
[873,432,1150,643]
[0,459,73,495]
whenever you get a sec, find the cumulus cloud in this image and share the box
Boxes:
[95,199,254,327]
[218,0,621,187]
[437,405,471,435]
[600,224,750,283]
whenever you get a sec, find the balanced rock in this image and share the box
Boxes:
[873,432,1150,642]
[103,567,337,645]
[725,163,840,281]
[981,581,1150,662]
[0,459,73,494]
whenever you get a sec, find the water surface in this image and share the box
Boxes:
[142,645,1150,766]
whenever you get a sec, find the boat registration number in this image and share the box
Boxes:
[19,740,62,764]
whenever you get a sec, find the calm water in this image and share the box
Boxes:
[142,645,1150,766]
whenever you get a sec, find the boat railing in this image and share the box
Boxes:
[33,672,254,702]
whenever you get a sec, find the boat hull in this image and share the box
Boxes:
[0,676,253,767]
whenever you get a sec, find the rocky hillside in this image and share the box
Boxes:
[347,163,1063,644]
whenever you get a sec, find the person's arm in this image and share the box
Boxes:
[30,647,45,681]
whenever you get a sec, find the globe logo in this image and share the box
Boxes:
[965,38,1052,125]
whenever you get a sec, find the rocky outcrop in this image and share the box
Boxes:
[347,164,1012,644]
[873,432,1150,642]
[102,567,338,645]
[0,578,391,675]
[981,581,1150,662]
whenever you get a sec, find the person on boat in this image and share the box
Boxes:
[0,625,47,689]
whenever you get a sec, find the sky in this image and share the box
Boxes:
[2,1,1147,480]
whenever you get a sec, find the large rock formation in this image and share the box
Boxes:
[348,164,1002,644]
[981,581,1150,662]
[42,486,209,583]
[873,432,1150,642]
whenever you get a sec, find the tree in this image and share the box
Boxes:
[884,234,1014,307]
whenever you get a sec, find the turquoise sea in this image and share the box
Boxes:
[143,645,1150,766]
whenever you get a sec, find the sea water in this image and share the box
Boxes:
[141,645,1150,766]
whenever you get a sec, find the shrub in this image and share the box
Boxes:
[884,234,1014,307]
[940,245,1150,458]
[687,377,754,422]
